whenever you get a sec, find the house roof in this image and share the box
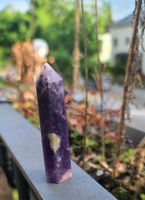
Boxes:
[110,14,133,29]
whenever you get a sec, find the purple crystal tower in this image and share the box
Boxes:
[36,63,72,183]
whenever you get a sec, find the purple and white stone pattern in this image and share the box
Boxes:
[36,63,72,183]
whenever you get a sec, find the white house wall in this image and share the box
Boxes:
[110,26,133,65]
[110,26,145,74]
[140,32,145,74]
[99,33,112,63]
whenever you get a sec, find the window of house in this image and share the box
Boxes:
[125,37,130,45]
[113,38,118,47]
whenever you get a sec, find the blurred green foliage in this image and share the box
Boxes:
[141,194,145,200]
[112,187,131,200]
[107,63,125,84]
[12,189,18,200]
[0,0,112,80]
[120,148,136,164]
[0,6,31,46]
[0,5,31,69]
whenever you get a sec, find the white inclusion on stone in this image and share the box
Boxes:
[47,133,61,153]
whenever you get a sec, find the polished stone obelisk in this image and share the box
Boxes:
[36,63,72,183]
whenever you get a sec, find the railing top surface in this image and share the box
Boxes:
[0,104,116,200]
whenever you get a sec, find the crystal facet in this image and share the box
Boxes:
[36,63,72,183]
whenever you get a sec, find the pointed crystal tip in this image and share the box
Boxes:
[36,63,62,83]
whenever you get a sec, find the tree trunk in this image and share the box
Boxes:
[73,0,80,93]
[113,0,142,178]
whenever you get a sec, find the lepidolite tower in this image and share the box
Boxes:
[36,63,72,183]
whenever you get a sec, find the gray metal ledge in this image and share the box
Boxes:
[0,104,117,200]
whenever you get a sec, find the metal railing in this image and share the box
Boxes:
[0,103,117,200]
